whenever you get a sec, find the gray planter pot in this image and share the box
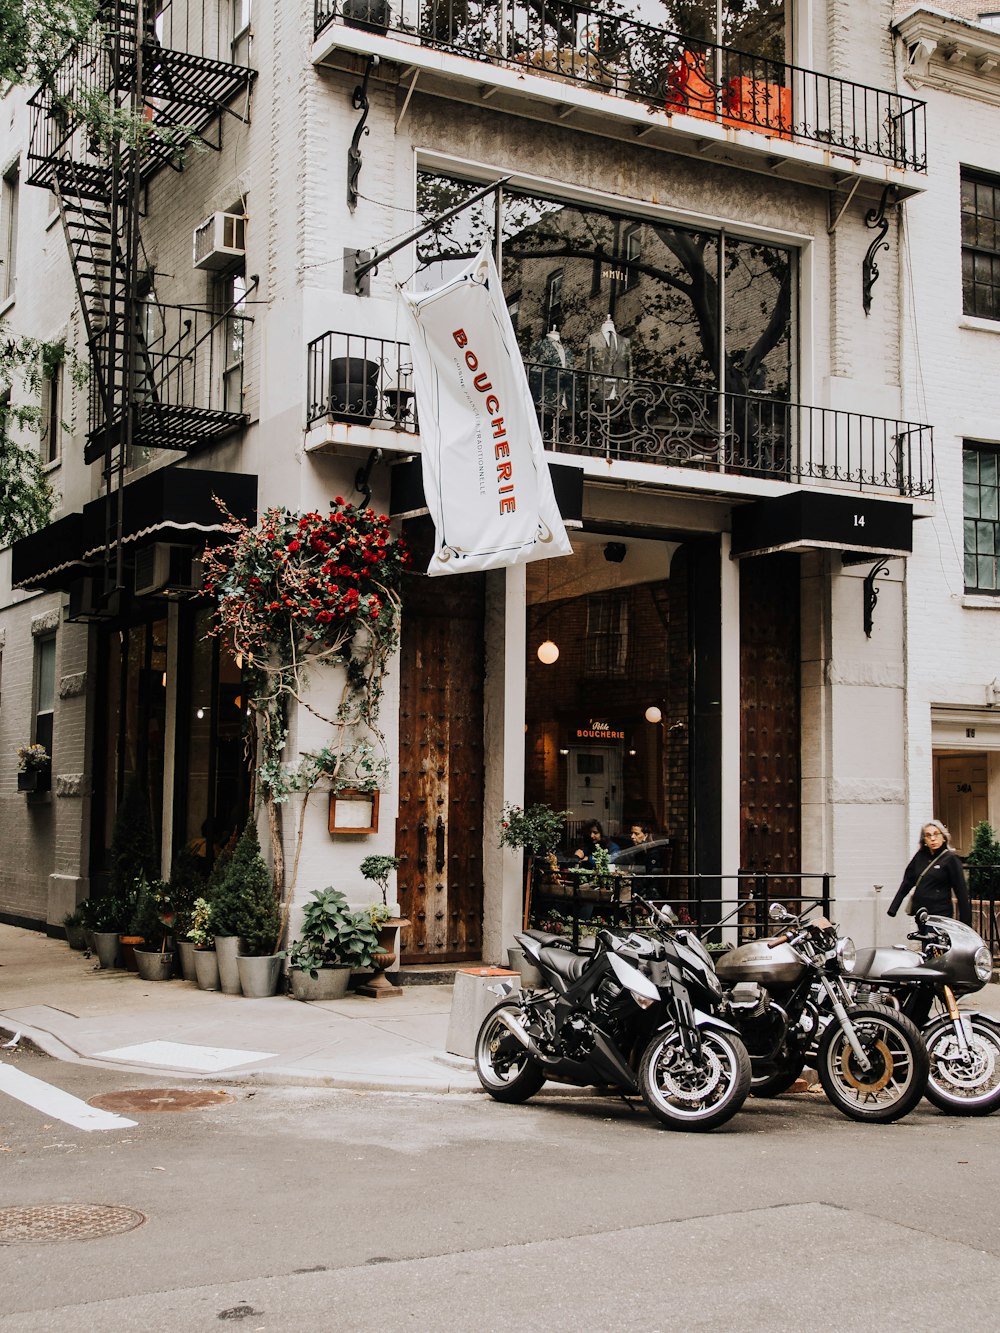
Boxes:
[214,935,243,994]
[93,931,121,970]
[289,966,351,1002]
[177,939,198,982]
[236,952,283,998]
[134,948,174,982]
[193,948,220,991]
[64,923,87,951]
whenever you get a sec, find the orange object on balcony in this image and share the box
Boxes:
[722,77,792,139]
[664,49,718,122]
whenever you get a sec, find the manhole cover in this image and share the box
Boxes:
[88,1089,235,1113]
[0,1205,146,1245]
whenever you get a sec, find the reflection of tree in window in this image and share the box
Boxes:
[545,269,564,330]
[586,595,627,677]
[656,1,788,61]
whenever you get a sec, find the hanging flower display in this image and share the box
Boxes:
[202,499,410,897]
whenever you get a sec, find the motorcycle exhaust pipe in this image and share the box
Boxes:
[494,1007,537,1053]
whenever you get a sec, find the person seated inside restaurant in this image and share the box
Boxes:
[626,821,664,874]
[573,819,620,868]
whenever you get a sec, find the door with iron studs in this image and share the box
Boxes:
[396,528,485,964]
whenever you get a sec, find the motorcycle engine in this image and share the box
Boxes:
[727,981,770,1021]
[725,983,786,1058]
[560,1013,596,1059]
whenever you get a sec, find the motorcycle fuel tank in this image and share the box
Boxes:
[715,938,805,988]
[852,944,929,982]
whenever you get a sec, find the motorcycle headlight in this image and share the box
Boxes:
[975,946,993,984]
[837,937,857,973]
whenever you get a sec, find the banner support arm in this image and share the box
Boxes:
[351,177,511,294]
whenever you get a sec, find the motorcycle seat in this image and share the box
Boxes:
[536,946,592,983]
[522,929,596,953]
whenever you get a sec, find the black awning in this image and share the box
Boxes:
[11,468,258,591]
[389,456,584,526]
[10,512,91,591]
[730,490,913,560]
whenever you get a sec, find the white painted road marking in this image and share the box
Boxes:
[0,1063,138,1131]
[93,1040,276,1072]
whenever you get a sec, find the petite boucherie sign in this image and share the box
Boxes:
[575,719,625,741]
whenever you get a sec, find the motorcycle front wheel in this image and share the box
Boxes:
[474,1002,547,1104]
[638,1026,751,1131]
[923,1013,1000,1116]
[816,1004,928,1123]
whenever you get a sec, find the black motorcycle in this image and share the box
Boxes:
[715,903,930,1123]
[474,912,751,1131]
[848,909,1000,1116]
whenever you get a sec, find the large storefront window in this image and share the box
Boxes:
[415,173,795,468]
[95,605,251,882]
[523,532,692,872]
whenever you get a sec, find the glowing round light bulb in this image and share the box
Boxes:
[644,705,662,724]
[537,639,560,665]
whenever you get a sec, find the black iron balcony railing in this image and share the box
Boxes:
[27,0,256,192]
[87,302,251,459]
[314,1,926,171]
[307,331,420,433]
[308,332,934,498]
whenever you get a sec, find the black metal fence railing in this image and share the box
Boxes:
[969,865,1000,958]
[307,331,419,433]
[314,1,927,171]
[307,334,934,497]
[528,867,834,951]
[88,302,251,453]
[527,365,934,497]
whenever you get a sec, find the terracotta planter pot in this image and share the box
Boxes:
[193,948,220,991]
[119,935,144,972]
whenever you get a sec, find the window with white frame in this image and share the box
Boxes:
[964,442,1000,593]
[42,355,63,465]
[233,0,251,41]
[1,161,19,303]
[961,168,1000,320]
[34,633,56,760]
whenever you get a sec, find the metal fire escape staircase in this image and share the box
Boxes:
[25,0,256,595]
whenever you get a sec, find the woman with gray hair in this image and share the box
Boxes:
[887,820,971,924]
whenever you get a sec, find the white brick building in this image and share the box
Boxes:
[0,0,986,958]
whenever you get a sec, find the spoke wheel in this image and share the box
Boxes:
[924,1014,1000,1116]
[474,1002,546,1104]
[638,1026,751,1132]
[816,1004,928,1123]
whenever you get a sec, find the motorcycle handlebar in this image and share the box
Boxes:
[767,933,790,950]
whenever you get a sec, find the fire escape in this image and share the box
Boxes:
[24,0,257,601]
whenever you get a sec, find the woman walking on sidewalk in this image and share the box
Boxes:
[887,819,971,924]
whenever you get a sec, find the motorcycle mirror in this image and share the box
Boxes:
[769,902,791,921]
[654,902,678,926]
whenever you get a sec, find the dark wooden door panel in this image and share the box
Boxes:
[396,532,485,964]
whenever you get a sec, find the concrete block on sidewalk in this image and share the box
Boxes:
[446,967,520,1059]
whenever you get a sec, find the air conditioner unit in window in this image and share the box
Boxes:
[64,576,121,623]
[193,211,246,270]
[134,543,204,598]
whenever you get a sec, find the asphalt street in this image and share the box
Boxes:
[2,1042,999,1332]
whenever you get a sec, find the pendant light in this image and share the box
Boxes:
[535,559,559,665]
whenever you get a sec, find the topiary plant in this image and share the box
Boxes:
[966,820,1000,898]
[214,816,282,956]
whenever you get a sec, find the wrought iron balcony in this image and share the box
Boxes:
[314,1,926,172]
[307,333,934,498]
[85,302,251,463]
[27,0,256,193]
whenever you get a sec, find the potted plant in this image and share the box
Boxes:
[83,892,134,969]
[288,888,380,1000]
[169,845,207,982]
[16,743,51,793]
[62,909,87,951]
[341,0,391,36]
[497,803,567,931]
[208,832,247,995]
[356,854,407,998]
[107,778,158,968]
[131,875,176,982]
[188,897,220,991]
[224,817,285,998]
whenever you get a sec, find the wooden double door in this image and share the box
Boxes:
[395,537,486,964]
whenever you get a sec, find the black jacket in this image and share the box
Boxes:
[887,845,971,924]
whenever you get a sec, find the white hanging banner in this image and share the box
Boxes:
[399,245,572,576]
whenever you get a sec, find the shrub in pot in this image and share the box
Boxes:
[169,845,206,981]
[216,817,284,997]
[209,828,249,994]
[62,909,87,951]
[81,891,135,968]
[131,875,176,982]
[289,888,379,1001]
[188,897,220,991]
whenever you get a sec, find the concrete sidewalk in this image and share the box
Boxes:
[0,924,484,1093]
